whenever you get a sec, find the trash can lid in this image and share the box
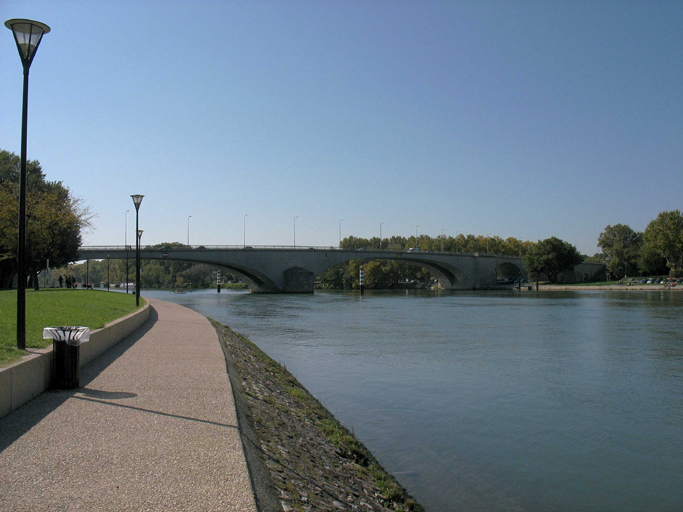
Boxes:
[43,326,90,342]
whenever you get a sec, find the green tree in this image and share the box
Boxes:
[597,224,643,278]
[340,236,370,250]
[643,210,683,273]
[584,253,606,264]
[523,237,583,283]
[638,242,670,277]
[0,150,92,289]
[386,236,408,250]
[318,262,348,289]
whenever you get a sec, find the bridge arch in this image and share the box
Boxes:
[313,254,469,290]
[209,263,278,292]
[133,252,285,292]
[495,261,525,285]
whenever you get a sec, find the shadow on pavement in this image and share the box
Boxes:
[71,395,240,430]
[0,307,158,453]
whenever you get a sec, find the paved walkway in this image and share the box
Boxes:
[0,299,257,511]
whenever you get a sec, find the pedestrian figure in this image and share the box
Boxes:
[58,275,63,288]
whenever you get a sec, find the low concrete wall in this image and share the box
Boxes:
[0,302,150,420]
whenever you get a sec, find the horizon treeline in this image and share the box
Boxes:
[591,210,683,279]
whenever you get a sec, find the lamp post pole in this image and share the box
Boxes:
[131,195,144,306]
[187,215,192,246]
[6,18,50,350]
[380,222,384,249]
[137,230,143,298]
[125,210,129,293]
[294,216,298,248]
[339,219,343,248]
[243,214,247,248]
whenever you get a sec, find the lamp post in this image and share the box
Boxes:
[243,214,247,248]
[187,215,192,246]
[125,210,129,293]
[294,216,298,248]
[137,230,144,295]
[6,18,51,350]
[415,225,420,249]
[131,195,144,306]
[339,219,343,248]
[380,222,384,249]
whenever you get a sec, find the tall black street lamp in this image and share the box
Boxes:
[131,195,144,306]
[137,230,144,300]
[125,210,129,293]
[6,19,51,350]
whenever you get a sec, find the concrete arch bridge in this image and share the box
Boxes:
[77,246,528,293]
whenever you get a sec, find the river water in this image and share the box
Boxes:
[142,289,683,511]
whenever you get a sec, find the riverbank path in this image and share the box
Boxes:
[0,299,257,511]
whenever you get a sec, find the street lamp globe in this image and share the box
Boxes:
[131,194,144,211]
[5,19,50,66]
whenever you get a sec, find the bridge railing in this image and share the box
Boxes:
[78,245,523,259]
[79,245,342,251]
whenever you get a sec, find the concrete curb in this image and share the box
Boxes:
[0,302,150,420]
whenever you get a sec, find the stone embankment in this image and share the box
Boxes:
[213,321,425,512]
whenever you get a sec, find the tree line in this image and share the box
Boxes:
[591,211,683,279]
[340,233,535,256]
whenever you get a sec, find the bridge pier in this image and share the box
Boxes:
[283,267,315,293]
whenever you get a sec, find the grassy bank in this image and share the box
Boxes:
[0,289,142,366]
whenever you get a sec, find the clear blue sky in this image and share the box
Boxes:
[2,1,681,255]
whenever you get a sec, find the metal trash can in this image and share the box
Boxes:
[43,326,90,389]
